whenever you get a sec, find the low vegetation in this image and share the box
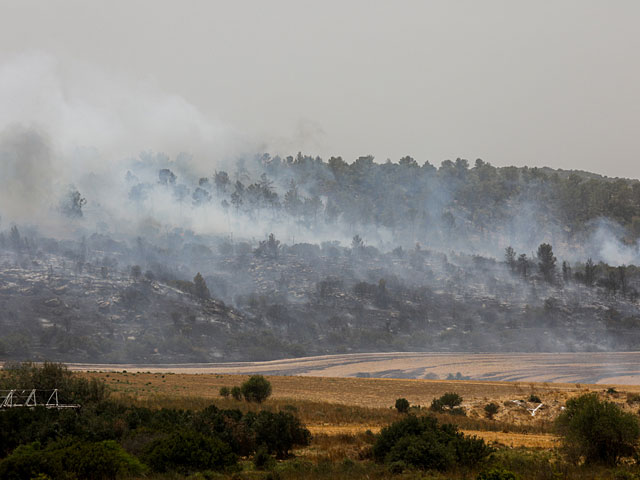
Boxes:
[1,364,640,479]
[555,393,640,465]
[373,414,493,472]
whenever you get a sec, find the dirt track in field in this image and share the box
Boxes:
[67,351,640,385]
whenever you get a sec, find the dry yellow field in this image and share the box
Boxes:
[80,369,640,450]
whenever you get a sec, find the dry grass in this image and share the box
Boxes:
[80,371,611,450]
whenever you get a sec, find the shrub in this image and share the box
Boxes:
[430,392,465,415]
[395,398,410,413]
[144,430,237,472]
[373,415,492,471]
[555,393,640,465]
[253,445,275,470]
[194,404,255,456]
[528,394,541,403]
[0,362,109,405]
[477,467,520,480]
[484,402,500,419]
[245,410,311,459]
[231,386,243,401]
[0,439,145,480]
[627,393,640,405]
[241,375,272,403]
[219,386,230,398]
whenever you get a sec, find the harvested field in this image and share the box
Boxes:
[68,351,640,384]
[82,366,640,429]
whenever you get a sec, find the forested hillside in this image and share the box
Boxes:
[1,153,640,363]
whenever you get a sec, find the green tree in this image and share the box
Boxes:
[395,398,410,413]
[484,402,500,419]
[241,375,272,403]
[373,415,492,471]
[555,393,639,465]
[247,410,311,459]
[430,392,465,415]
[231,386,242,401]
[144,430,236,473]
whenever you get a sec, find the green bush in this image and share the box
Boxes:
[395,398,410,413]
[143,430,237,473]
[627,393,640,405]
[477,467,520,480]
[0,362,109,405]
[488,448,554,478]
[484,402,500,419]
[555,393,640,465]
[245,410,311,459]
[194,404,255,456]
[231,386,243,401]
[241,375,272,403]
[253,445,276,470]
[219,386,231,398]
[373,414,492,471]
[430,392,465,415]
[0,439,145,480]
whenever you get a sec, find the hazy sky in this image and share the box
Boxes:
[1,0,639,178]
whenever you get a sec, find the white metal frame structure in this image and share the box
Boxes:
[0,389,80,409]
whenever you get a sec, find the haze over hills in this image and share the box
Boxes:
[2,150,640,367]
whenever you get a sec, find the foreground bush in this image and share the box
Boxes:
[477,467,520,480]
[0,439,145,480]
[373,414,493,471]
[555,393,640,465]
[143,430,237,473]
[245,410,312,459]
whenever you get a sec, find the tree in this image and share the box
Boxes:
[562,261,571,283]
[219,386,230,398]
[555,393,639,465]
[240,375,272,403]
[61,188,87,218]
[373,415,492,471]
[484,402,499,419]
[248,410,311,459]
[158,168,177,185]
[255,233,280,259]
[584,258,597,286]
[517,253,529,278]
[430,392,465,415]
[395,398,410,413]
[231,386,242,401]
[9,225,21,251]
[351,234,364,252]
[536,243,556,283]
[130,265,142,281]
[214,170,230,194]
[193,273,210,300]
[504,247,516,272]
